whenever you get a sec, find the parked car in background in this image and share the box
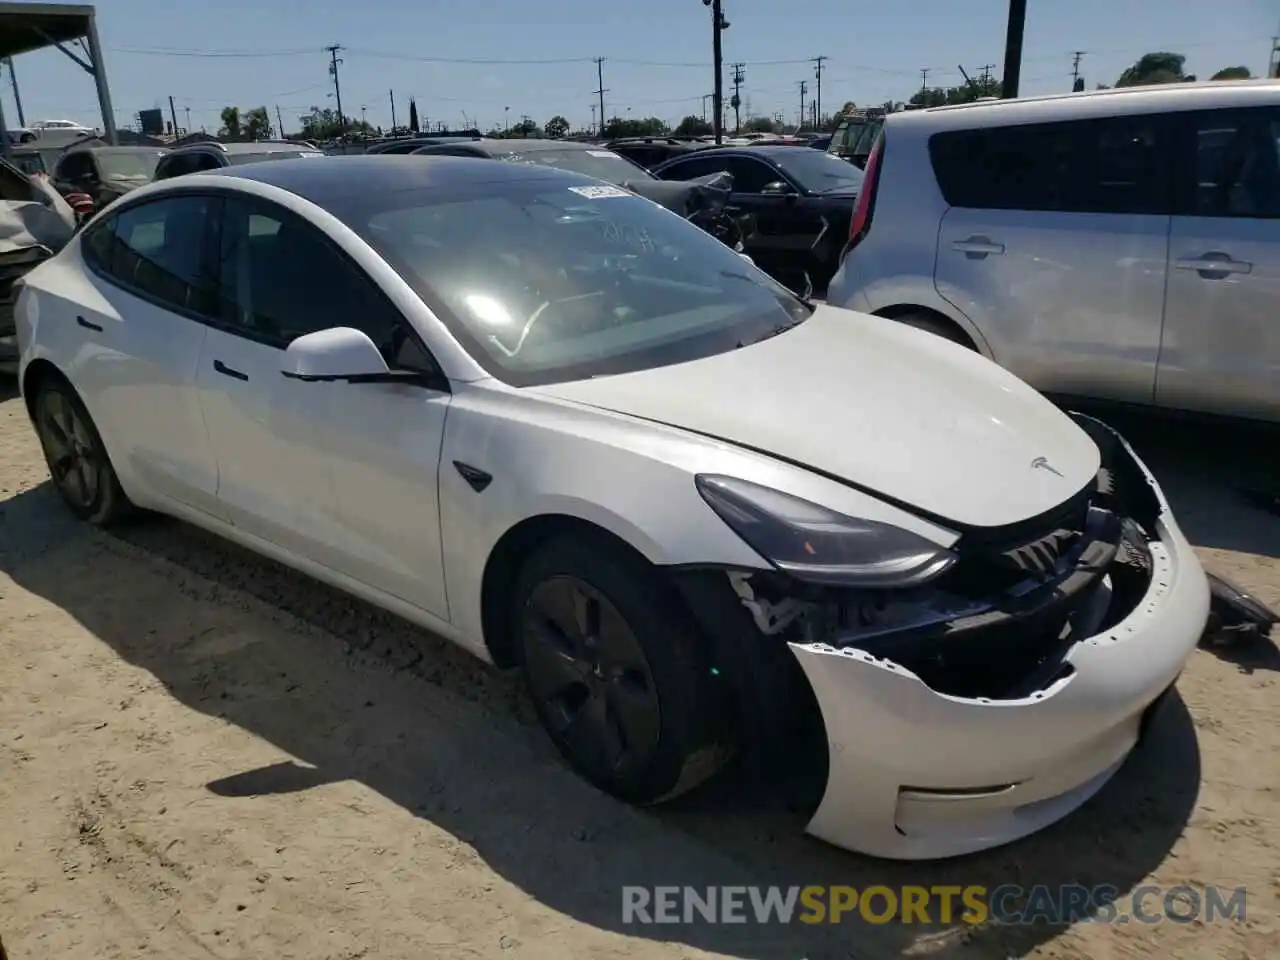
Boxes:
[412,137,651,182]
[154,140,323,180]
[828,110,885,168]
[826,79,1280,424]
[605,136,718,171]
[366,136,481,155]
[14,156,1208,860]
[51,145,168,211]
[653,145,864,292]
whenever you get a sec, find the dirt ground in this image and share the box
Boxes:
[0,382,1276,960]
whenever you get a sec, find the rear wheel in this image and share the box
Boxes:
[894,311,976,349]
[32,378,131,525]
[514,534,729,804]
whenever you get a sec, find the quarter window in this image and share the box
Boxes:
[1187,108,1280,218]
[928,115,1167,215]
[81,195,219,315]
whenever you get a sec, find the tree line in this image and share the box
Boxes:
[214,51,1258,144]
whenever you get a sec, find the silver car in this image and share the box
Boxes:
[826,79,1280,423]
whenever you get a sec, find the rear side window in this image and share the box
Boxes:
[82,195,219,316]
[1184,107,1280,219]
[928,115,1167,215]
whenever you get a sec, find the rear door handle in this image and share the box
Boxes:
[75,315,103,332]
[212,359,248,381]
[951,236,1005,257]
[1175,253,1252,277]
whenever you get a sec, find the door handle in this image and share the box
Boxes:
[75,315,103,332]
[1175,253,1252,278]
[212,359,248,381]
[951,236,1005,257]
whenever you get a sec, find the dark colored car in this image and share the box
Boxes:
[366,136,481,155]
[411,137,653,183]
[154,140,323,180]
[605,136,719,171]
[652,145,864,292]
[51,145,168,209]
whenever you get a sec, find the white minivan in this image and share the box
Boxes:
[826,80,1280,424]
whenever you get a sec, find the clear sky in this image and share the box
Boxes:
[3,0,1275,135]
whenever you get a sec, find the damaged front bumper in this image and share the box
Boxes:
[776,416,1209,859]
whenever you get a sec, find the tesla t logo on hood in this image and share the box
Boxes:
[1030,456,1065,478]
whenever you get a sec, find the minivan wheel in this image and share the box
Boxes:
[32,379,131,525]
[514,533,730,804]
[895,312,976,350]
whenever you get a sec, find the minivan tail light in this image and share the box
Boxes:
[846,135,883,251]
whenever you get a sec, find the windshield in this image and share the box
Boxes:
[338,179,810,386]
[770,150,865,194]
[229,150,322,165]
[497,148,652,184]
[97,151,165,181]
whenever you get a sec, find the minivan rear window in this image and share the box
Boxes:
[928,115,1167,216]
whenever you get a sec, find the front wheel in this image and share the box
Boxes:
[514,534,730,804]
[32,378,131,525]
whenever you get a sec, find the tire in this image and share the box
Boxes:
[514,533,730,805]
[31,377,132,525]
[894,311,976,349]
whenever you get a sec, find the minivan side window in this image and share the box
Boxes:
[81,195,220,316]
[928,115,1167,216]
[1186,108,1280,218]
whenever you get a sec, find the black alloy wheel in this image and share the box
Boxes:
[33,379,130,524]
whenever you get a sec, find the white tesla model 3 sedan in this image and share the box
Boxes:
[14,156,1209,859]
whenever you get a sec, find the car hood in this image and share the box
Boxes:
[528,306,1101,529]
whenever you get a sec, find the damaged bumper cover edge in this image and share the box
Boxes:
[788,424,1210,860]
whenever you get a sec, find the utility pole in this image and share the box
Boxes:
[977,63,996,85]
[5,59,24,127]
[1270,33,1280,78]
[703,0,729,144]
[389,89,397,131]
[168,95,178,138]
[811,55,827,131]
[1000,0,1027,98]
[702,93,712,121]
[730,62,745,133]
[589,103,596,135]
[920,67,929,94]
[797,79,807,131]
[593,57,608,138]
[276,104,285,138]
[326,44,345,137]
[184,105,191,133]
[1070,50,1086,90]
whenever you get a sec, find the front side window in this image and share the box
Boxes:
[215,196,433,370]
[334,178,811,386]
[82,195,219,315]
[657,154,728,181]
[928,114,1167,215]
[724,157,778,193]
[1188,108,1280,218]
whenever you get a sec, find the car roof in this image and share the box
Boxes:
[887,78,1280,132]
[199,154,596,206]
[173,140,316,154]
[457,138,607,155]
[64,145,168,155]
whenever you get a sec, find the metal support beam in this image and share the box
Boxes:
[0,81,11,162]
[34,26,93,73]
[83,15,117,144]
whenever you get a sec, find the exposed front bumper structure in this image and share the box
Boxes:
[786,418,1209,859]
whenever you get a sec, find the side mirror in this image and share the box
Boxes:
[281,327,396,383]
[760,180,796,197]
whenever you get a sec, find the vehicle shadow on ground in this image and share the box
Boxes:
[0,481,1203,959]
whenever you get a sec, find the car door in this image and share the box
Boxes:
[67,194,222,516]
[1156,106,1280,421]
[196,194,451,618]
[931,113,1173,404]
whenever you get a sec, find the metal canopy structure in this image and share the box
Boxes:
[0,3,116,160]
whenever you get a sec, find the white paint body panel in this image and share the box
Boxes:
[14,170,1207,861]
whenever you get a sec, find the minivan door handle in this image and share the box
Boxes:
[951,236,1005,258]
[1175,252,1252,278]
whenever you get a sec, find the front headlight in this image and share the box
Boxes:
[695,474,956,588]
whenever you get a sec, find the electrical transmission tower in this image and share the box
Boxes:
[326,44,345,136]
[730,62,745,133]
[797,79,807,131]
[811,55,827,130]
